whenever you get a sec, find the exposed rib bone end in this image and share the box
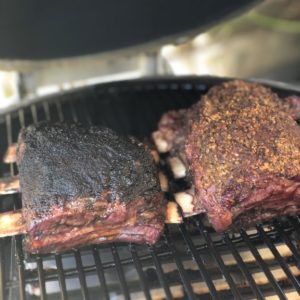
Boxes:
[150,149,160,165]
[159,172,169,192]
[175,191,196,217]
[3,144,17,164]
[0,210,25,237]
[0,176,20,195]
[168,157,187,179]
[152,131,170,153]
[165,202,183,224]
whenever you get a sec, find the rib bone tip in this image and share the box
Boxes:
[150,149,160,165]
[174,191,194,215]
[152,131,169,153]
[168,157,186,179]
[3,144,17,164]
[0,210,25,237]
[159,172,169,192]
[165,202,182,224]
[0,176,20,195]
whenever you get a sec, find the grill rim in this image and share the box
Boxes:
[1,75,300,120]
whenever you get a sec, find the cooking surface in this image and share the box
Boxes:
[0,77,300,299]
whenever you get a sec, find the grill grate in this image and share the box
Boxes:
[0,77,300,299]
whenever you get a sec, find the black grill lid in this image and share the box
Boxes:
[0,0,258,59]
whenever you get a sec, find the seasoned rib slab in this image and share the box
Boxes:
[156,80,300,231]
[186,80,300,231]
[17,123,165,253]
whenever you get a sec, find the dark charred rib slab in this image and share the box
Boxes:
[17,122,165,253]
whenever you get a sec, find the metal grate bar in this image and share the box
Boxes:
[291,217,300,236]
[110,244,131,300]
[130,245,152,300]
[36,257,47,300]
[80,101,92,125]
[149,245,173,300]
[240,229,287,300]
[69,102,79,123]
[91,246,110,300]
[6,113,26,300]
[16,244,26,300]
[6,114,14,175]
[32,102,40,123]
[74,250,90,300]
[164,227,197,300]
[18,109,26,129]
[0,240,5,300]
[196,219,243,300]
[223,233,265,299]
[55,101,64,122]
[30,105,38,124]
[257,225,300,293]
[5,114,13,147]
[290,216,300,239]
[55,254,68,300]
[179,224,220,300]
[279,219,300,264]
[0,111,13,300]
[42,102,51,121]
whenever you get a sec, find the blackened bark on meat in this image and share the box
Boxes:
[17,122,165,253]
[18,122,159,212]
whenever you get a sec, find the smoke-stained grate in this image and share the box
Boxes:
[0,77,299,299]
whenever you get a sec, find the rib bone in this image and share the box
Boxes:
[150,149,160,165]
[0,210,25,237]
[165,202,182,224]
[168,157,187,179]
[158,172,169,192]
[0,200,182,238]
[174,189,195,216]
[3,144,17,164]
[152,131,170,153]
[0,176,20,195]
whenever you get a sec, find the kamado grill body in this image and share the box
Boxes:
[0,76,300,299]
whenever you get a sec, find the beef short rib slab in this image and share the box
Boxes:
[157,80,300,232]
[17,123,165,253]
